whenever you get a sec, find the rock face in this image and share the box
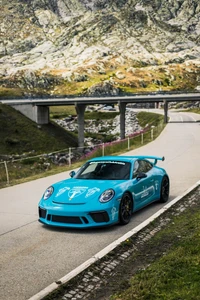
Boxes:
[0,0,200,97]
[55,107,141,139]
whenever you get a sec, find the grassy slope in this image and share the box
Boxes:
[111,191,200,300]
[0,104,78,155]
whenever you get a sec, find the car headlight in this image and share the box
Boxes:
[43,186,54,200]
[99,189,115,203]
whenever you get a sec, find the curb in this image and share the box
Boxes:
[28,179,200,300]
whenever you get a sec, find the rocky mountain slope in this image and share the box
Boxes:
[0,0,200,98]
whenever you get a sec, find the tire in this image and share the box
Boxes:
[159,176,170,203]
[119,192,133,225]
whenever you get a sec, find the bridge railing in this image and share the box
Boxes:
[0,124,163,188]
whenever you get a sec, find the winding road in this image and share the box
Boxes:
[0,110,200,300]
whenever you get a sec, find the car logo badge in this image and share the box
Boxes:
[68,186,88,200]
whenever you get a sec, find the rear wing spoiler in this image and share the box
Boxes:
[142,156,165,165]
[125,155,165,166]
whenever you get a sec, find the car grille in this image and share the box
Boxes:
[51,215,83,224]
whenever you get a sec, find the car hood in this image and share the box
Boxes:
[52,178,120,204]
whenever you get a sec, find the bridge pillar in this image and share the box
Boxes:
[10,104,49,124]
[164,100,168,123]
[75,103,86,148]
[35,106,49,124]
[118,101,126,140]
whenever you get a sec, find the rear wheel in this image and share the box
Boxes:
[160,176,170,203]
[119,192,133,225]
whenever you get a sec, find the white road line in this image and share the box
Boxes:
[188,114,197,122]
[179,112,198,122]
[28,179,200,300]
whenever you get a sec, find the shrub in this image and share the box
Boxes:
[5,137,19,145]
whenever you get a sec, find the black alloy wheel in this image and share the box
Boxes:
[119,192,133,225]
[160,176,170,203]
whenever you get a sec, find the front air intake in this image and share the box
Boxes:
[89,211,109,223]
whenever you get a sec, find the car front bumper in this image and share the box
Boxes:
[38,204,119,228]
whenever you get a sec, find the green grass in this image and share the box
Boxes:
[0,86,24,98]
[50,105,77,118]
[85,111,119,120]
[0,104,78,187]
[184,108,200,114]
[137,111,164,127]
[111,202,200,300]
[50,106,119,120]
[0,104,78,155]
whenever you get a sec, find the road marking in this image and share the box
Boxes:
[28,179,200,300]
[188,114,197,122]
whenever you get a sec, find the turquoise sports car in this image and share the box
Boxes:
[38,155,169,228]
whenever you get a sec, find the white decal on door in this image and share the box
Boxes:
[111,207,117,220]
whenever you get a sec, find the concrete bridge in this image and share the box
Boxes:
[1,93,200,147]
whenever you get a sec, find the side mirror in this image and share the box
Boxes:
[136,172,147,180]
[69,170,76,178]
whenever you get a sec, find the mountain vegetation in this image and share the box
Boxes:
[1,0,200,98]
[0,104,78,155]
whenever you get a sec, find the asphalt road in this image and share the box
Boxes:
[0,111,200,300]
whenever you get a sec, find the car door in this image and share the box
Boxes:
[131,160,155,210]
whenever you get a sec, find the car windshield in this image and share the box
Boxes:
[74,161,131,180]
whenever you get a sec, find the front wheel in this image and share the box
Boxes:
[159,176,170,203]
[119,192,133,225]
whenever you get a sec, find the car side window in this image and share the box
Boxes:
[133,160,139,178]
[145,161,153,172]
[133,160,153,178]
